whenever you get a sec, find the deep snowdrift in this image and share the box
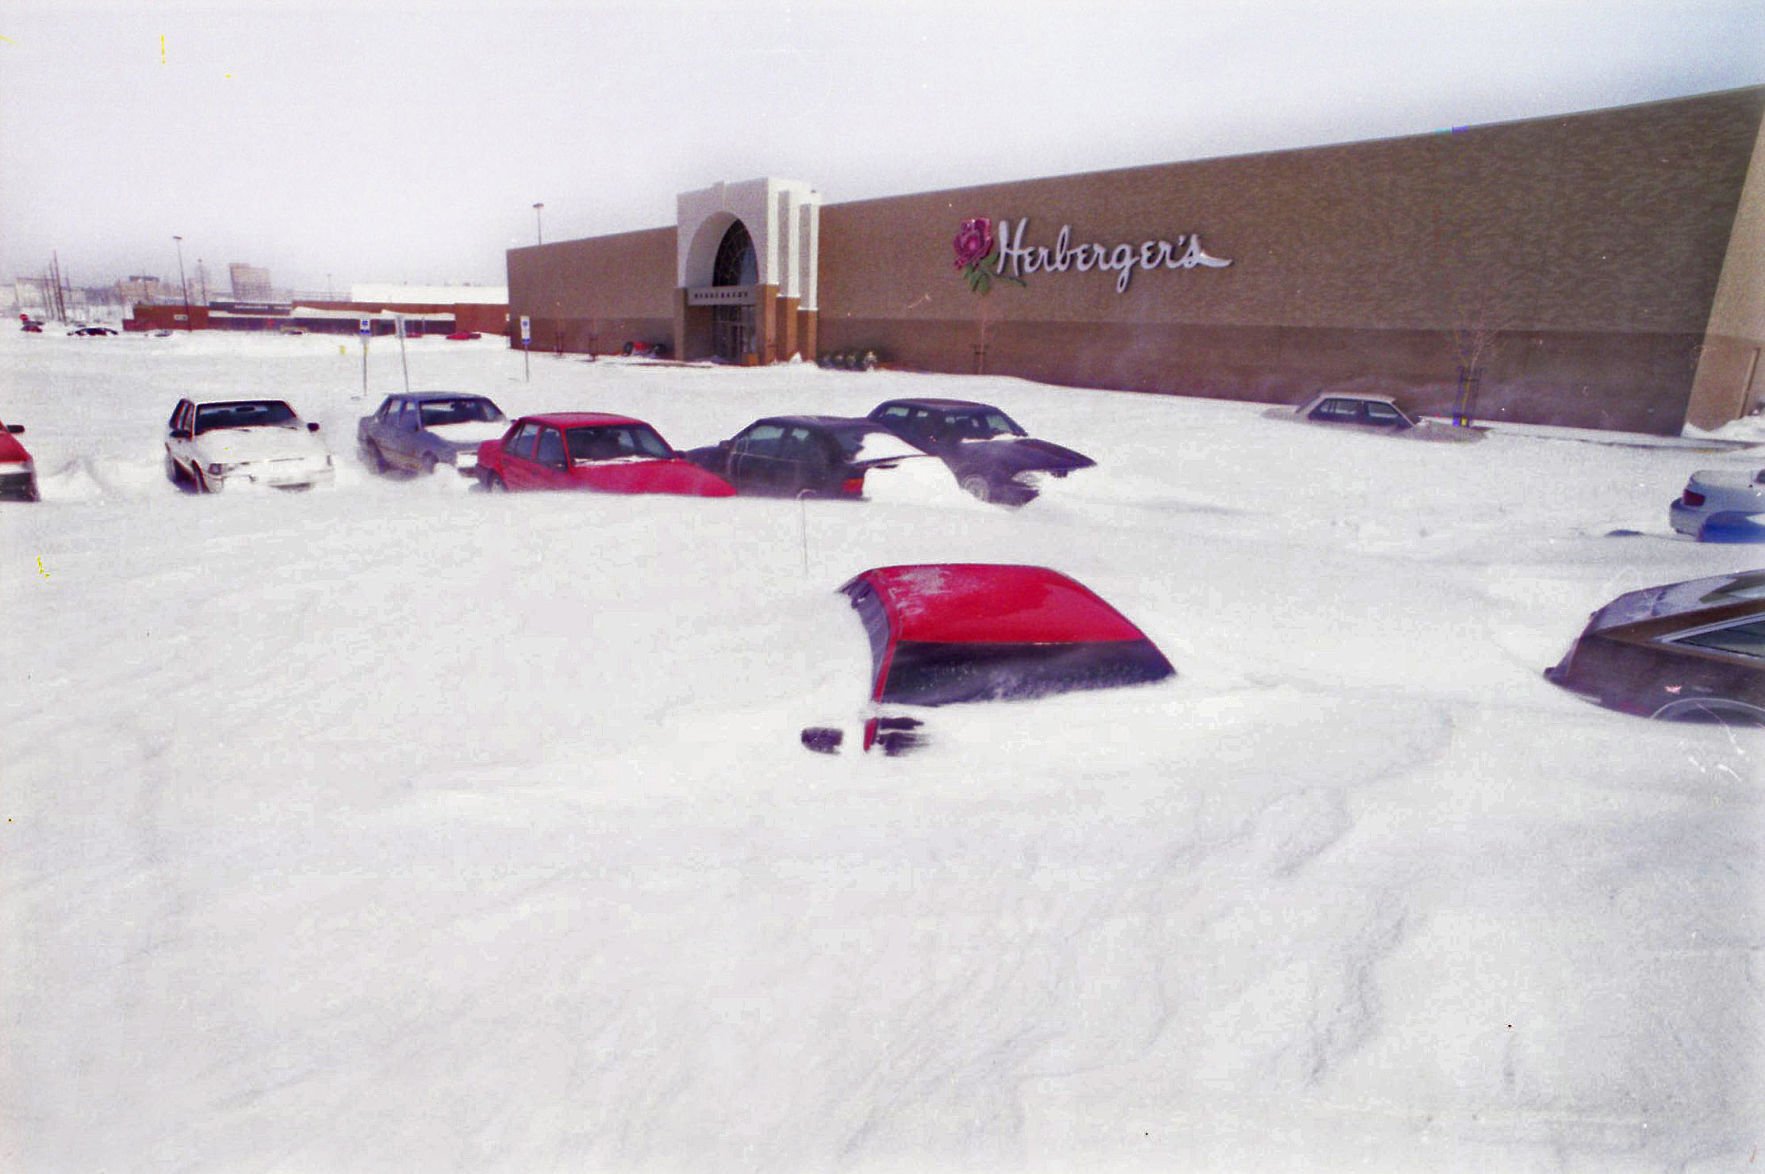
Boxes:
[1,329,1760,1172]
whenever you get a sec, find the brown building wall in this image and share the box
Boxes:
[507,87,1763,434]
[124,304,212,331]
[508,227,676,354]
[817,87,1762,433]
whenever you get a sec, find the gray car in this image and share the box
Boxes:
[358,392,508,477]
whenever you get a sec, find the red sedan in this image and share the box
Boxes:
[475,412,735,497]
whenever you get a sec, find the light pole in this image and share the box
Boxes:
[533,202,544,245]
[173,235,191,330]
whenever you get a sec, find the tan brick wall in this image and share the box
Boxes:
[818,87,1762,433]
[508,227,676,355]
[509,87,1764,434]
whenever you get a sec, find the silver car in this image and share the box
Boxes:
[358,392,508,477]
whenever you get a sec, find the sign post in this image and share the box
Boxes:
[395,315,410,394]
[520,315,532,382]
[358,318,371,395]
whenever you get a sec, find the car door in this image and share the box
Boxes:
[166,400,196,470]
[385,399,424,468]
[530,425,575,490]
[498,421,544,488]
[729,423,790,494]
[781,426,838,494]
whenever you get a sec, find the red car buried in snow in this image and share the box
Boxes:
[475,412,735,496]
[0,417,38,501]
[804,563,1176,754]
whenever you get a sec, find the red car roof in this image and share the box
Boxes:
[850,564,1151,644]
[518,412,649,428]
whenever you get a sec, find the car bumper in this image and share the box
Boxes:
[211,463,336,491]
[1668,500,1707,536]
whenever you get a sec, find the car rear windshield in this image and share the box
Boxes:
[419,399,503,427]
[878,639,1175,706]
[195,401,297,433]
[566,424,671,461]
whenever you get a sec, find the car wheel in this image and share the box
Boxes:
[165,452,185,485]
[365,442,390,474]
[482,472,506,492]
[420,453,438,476]
[960,474,993,503]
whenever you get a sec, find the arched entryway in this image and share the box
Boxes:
[711,220,757,361]
[675,178,821,365]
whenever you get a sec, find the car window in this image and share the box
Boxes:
[781,427,829,467]
[1668,618,1765,659]
[1310,398,1359,421]
[735,424,787,457]
[376,398,397,421]
[399,401,422,429]
[1365,402,1404,424]
[878,405,912,421]
[505,422,541,460]
[194,401,297,433]
[945,411,1017,439]
[566,425,670,461]
[535,427,566,467]
[420,398,502,427]
[168,402,190,430]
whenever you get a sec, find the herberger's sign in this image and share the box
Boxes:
[954,216,1231,295]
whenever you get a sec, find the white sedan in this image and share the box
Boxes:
[1669,466,1765,539]
[165,398,335,493]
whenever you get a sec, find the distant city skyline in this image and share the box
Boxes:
[3,0,1762,292]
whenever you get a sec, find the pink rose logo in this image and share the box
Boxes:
[952,217,1024,295]
[953,218,994,271]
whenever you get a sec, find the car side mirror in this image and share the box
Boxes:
[171,428,193,440]
[307,422,321,432]
[5,424,22,434]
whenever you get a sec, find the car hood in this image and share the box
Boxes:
[195,426,328,463]
[426,420,508,447]
[0,430,30,464]
[948,436,1095,474]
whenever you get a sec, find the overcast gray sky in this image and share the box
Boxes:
[3,0,1762,295]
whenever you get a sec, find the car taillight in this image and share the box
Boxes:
[841,475,866,497]
[1683,489,1706,507]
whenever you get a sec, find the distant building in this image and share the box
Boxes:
[229,263,273,301]
[125,280,509,337]
[117,275,164,306]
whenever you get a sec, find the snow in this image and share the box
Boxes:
[2,329,1761,1172]
[425,420,510,445]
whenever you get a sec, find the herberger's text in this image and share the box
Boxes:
[992,217,1232,293]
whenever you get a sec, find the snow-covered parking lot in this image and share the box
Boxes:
[2,328,1760,1172]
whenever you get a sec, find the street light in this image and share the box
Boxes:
[173,234,191,331]
[533,202,544,245]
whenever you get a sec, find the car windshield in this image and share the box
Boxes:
[194,401,298,433]
[419,398,504,427]
[947,410,1025,439]
[566,424,672,461]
